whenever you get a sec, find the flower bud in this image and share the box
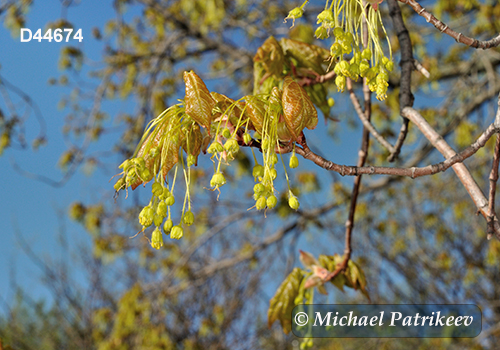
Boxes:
[359,60,370,77]
[289,154,299,168]
[285,7,304,25]
[333,27,345,38]
[269,168,277,180]
[208,142,224,154]
[361,48,372,61]
[207,143,218,154]
[157,201,167,217]
[152,182,163,196]
[315,26,328,40]
[119,159,131,170]
[133,157,145,169]
[343,33,354,45]
[385,60,394,72]
[222,128,231,139]
[330,43,342,57]
[224,139,239,153]
[183,211,195,226]
[139,206,154,227]
[163,218,173,233]
[365,67,378,81]
[171,225,184,240]
[317,9,334,24]
[165,195,175,206]
[341,42,353,55]
[288,196,300,210]
[252,165,264,178]
[160,187,171,200]
[243,133,252,144]
[368,80,377,92]
[256,197,267,210]
[210,172,226,187]
[267,195,278,209]
[354,51,362,63]
[140,168,152,181]
[127,168,136,178]
[349,63,360,78]
[338,60,350,76]
[151,227,163,249]
[269,153,278,165]
[114,178,125,191]
[153,213,163,227]
[335,75,346,92]
[254,183,265,194]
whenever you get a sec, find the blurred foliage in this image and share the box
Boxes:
[1,0,500,349]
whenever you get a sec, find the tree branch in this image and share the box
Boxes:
[487,97,500,238]
[326,76,373,281]
[402,106,500,238]
[398,0,500,49]
[387,0,414,162]
[487,135,500,239]
[296,117,498,180]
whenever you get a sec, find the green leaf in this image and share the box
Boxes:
[346,260,370,301]
[268,267,304,334]
[211,92,246,126]
[183,71,216,131]
[299,250,319,269]
[280,38,330,75]
[253,36,285,79]
[182,123,203,163]
[304,83,330,119]
[282,76,318,141]
[244,95,267,134]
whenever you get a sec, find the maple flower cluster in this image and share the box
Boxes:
[286,0,393,100]
[114,71,318,248]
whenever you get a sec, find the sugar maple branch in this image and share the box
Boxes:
[326,78,373,281]
[402,106,500,238]
[398,0,500,49]
[296,116,499,180]
[487,135,500,239]
[487,97,500,238]
[387,0,414,162]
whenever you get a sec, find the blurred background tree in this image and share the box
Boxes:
[0,0,500,349]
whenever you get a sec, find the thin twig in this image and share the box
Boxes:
[296,70,336,87]
[388,0,415,162]
[487,135,500,239]
[326,73,373,281]
[398,0,500,49]
[413,58,430,78]
[487,96,500,238]
[347,78,395,153]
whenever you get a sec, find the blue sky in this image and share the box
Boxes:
[0,0,122,303]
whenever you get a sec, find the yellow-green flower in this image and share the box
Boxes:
[151,227,163,249]
[284,1,308,27]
